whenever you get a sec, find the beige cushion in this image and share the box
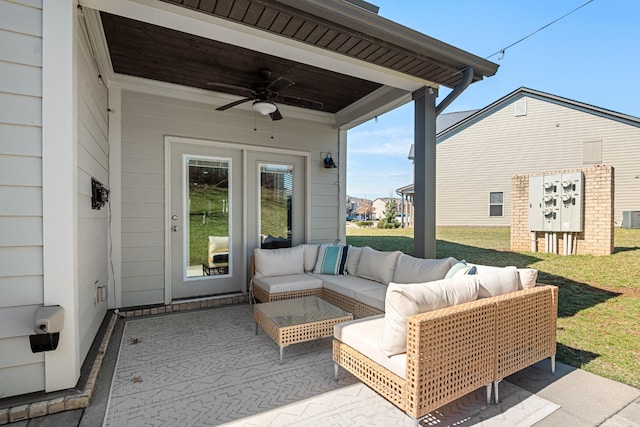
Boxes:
[301,244,320,272]
[381,275,480,356]
[393,254,457,284]
[251,274,322,294]
[345,246,364,275]
[335,315,407,379]
[517,268,538,289]
[355,286,387,312]
[208,235,229,264]
[355,247,401,285]
[477,267,519,298]
[253,246,304,278]
[315,274,380,300]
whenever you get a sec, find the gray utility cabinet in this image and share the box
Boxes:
[529,172,584,232]
[622,211,640,229]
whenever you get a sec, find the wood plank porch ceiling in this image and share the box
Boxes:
[100,0,497,114]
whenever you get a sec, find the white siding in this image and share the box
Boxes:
[436,94,640,226]
[121,91,338,307]
[0,0,44,398]
[76,17,109,363]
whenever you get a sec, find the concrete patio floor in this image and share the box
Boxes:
[3,306,640,426]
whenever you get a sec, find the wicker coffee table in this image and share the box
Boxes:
[254,296,353,363]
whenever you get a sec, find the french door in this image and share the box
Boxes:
[168,142,243,300]
[167,139,306,301]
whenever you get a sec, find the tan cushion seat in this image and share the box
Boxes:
[334,315,406,379]
[354,286,387,312]
[313,274,382,300]
[252,274,322,294]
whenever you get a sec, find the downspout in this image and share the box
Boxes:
[435,66,474,116]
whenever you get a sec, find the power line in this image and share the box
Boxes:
[485,0,595,61]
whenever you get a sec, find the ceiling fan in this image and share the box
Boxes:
[208,69,323,121]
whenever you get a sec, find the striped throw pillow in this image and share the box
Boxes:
[313,244,349,275]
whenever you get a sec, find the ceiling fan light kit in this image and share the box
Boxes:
[252,100,277,115]
[209,68,323,121]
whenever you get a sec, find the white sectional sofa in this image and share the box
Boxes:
[250,244,539,317]
[250,243,557,426]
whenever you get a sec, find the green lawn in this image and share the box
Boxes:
[346,226,640,388]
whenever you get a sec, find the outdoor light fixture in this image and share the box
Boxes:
[323,153,337,168]
[252,100,277,115]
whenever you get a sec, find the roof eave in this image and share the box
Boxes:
[272,0,499,85]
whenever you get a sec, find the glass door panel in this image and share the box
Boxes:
[259,163,293,249]
[186,158,230,278]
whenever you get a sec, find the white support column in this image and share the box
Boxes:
[108,87,122,308]
[412,87,438,259]
[338,129,348,244]
[42,0,80,391]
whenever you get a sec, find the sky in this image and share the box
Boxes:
[346,0,640,200]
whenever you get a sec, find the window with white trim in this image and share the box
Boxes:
[489,192,503,217]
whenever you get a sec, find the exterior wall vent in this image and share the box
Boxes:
[515,100,527,117]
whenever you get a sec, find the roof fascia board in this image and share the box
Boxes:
[335,86,411,130]
[273,0,499,80]
[80,0,430,91]
[521,88,640,127]
[438,87,640,139]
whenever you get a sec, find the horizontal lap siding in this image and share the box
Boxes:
[121,91,337,306]
[76,19,109,363]
[0,0,44,398]
[436,95,638,226]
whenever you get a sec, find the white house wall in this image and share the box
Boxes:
[0,0,45,398]
[76,15,109,363]
[436,94,640,226]
[119,90,339,308]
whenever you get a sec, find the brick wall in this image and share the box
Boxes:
[511,165,614,255]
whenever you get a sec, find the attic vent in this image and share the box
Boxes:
[515,100,527,117]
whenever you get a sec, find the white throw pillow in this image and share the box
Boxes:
[355,247,402,285]
[477,266,519,298]
[301,244,320,272]
[517,268,538,289]
[253,246,304,278]
[381,275,480,356]
[392,255,458,283]
[346,246,365,275]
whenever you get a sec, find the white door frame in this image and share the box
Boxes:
[164,136,310,304]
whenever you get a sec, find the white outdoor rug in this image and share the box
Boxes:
[104,304,559,427]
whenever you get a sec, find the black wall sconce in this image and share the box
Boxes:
[323,152,337,168]
[91,177,110,210]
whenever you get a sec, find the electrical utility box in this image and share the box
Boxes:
[529,171,584,232]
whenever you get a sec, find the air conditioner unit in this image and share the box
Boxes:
[622,211,640,229]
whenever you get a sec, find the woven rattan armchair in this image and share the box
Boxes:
[333,285,558,426]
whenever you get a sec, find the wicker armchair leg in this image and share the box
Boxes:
[494,379,502,404]
[551,355,556,374]
[486,383,492,405]
[334,363,339,381]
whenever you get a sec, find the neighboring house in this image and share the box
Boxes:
[0,0,497,399]
[345,196,372,219]
[371,197,401,219]
[398,87,640,227]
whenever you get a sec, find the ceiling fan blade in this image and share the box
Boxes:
[275,95,324,111]
[267,77,294,93]
[270,108,283,121]
[207,82,255,95]
[216,97,253,111]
